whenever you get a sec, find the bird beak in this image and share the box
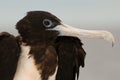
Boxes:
[51,22,115,46]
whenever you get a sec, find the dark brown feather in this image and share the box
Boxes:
[0,32,21,80]
[15,11,86,80]
[29,44,57,80]
[55,36,86,80]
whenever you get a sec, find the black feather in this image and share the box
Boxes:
[0,32,21,80]
[55,36,86,80]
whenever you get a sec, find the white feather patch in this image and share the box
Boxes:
[13,44,58,80]
[13,44,40,80]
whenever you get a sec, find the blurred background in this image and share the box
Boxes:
[0,0,119,80]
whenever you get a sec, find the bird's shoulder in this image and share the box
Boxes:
[0,32,21,59]
[0,32,21,80]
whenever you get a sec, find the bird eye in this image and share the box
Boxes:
[43,19,53,28]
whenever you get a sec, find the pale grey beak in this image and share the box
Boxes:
[52,22,115,46]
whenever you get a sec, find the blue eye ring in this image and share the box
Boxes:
[43,19,53,28]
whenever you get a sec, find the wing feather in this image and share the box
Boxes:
[0,32,21,80]
[55,36,86,80]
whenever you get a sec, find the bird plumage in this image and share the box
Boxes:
[55,36,86,80]
[0,11,114,80]
[0,32,21,80]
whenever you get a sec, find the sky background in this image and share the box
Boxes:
[0,0,120,80]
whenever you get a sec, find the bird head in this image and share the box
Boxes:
[16,11,115,45]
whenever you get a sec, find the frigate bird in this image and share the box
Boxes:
[0,11,115,80]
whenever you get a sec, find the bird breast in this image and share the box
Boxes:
[13,44,41,80]
[13,43,57,80]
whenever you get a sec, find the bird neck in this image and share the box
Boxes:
[16,35,57,46]
[17,30,59,46]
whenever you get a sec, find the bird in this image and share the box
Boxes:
[0,11,115,80]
